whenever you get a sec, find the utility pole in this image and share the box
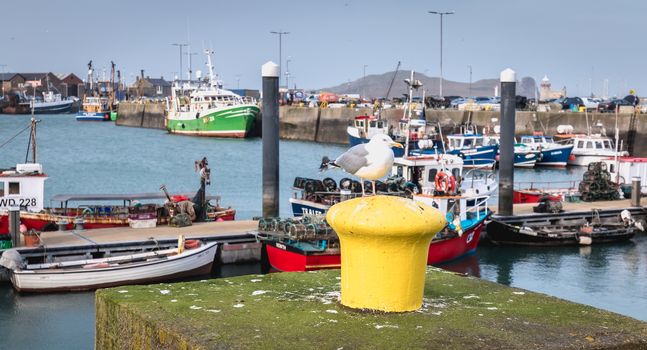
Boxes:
[270,30,289,87]
[428,10,454,98]
[171,43,188,89]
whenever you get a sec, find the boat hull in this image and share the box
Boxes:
[348,132,406,157]
[289,197,329,217]
[537,145,573,167]
[447,145,498,168]
[486,220,635,246]
[167,105,259,138]
[76,111,112,121]
[33,101,74,114]
[264,218,486,272]
[10,243,218,292]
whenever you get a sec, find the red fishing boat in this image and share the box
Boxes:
[260,153,494,272]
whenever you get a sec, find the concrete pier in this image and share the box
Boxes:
[116,101,166,129]
[95,268,647,349]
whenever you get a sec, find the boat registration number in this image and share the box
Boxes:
[0,197,38,208]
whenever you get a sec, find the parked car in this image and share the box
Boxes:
[598,99,632,113]
[555,97,584,110]
[580,97,601,111]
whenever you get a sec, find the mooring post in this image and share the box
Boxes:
[8,207,20,247]
[631,176,641,207]
[262,61,280,217]
[498,68,516,216]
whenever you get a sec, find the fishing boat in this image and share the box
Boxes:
[565,134,629,166]
[166,49,259,138]
[512,180,580,204]
[487,210,641,246]
[271,153,494,271]
[517,135,573,167]
[0,238,218,292]
[76,61,118,121]
[0,122,235,233]
[482,132,540,168]
[30,91,75,114]
[602,157,647,196]
[444,124,498,168]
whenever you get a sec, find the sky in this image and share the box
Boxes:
[0,0,644,97]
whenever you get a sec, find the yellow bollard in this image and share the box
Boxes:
[326,195,447,312]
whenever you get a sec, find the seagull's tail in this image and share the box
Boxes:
[319,156,339,172]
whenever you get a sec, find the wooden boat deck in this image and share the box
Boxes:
[36,220,259,248]
[490,197,647,216]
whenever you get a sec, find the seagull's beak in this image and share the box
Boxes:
[392,142,404,148]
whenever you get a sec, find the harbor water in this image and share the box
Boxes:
[0,114,645,349]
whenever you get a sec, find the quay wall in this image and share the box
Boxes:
[116,102,166,129]
[115,104,647,157]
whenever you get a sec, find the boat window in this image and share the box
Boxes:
[577,140,584,148]
[585,141,593,149]
[369,121,376,127]
[594,141,603,149]
[396,166,403,177]
[521,137,531,143]
[428,168,438,182]
[609,164,615,173]
[8,182,19,195]
[377,121,384,128]
[603,140,611,149]
[464,138,472,147]
[0,182,4,196]
[474,138,484,147]
[358,120,364,127]
[545,137,554,143]
[451,168,461,179]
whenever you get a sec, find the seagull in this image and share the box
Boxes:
[320,134,403,195]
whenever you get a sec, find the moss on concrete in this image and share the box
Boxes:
[96,268,647,349]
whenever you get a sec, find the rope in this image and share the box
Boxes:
[0,123,31,150]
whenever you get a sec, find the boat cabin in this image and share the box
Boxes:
[351,115,387,140]
[565,136,616,152]
[0,163,47,212]
[446,134,485,151]
[391,155,463,195]
[519,135,557,146]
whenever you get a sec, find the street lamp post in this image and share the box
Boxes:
[171,43,188,89]
[185,51,197,83]
[285,58,291,90]
[363,64,368,99]
[270,30,290,87]
[468,64,472,97]
[428,10,454,98]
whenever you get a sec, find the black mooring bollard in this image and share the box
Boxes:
[498,68,516,216]
[262,61,280,217]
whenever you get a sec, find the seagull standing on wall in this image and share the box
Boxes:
[320,134,403,195]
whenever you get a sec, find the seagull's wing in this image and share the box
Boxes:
[335,144,370,174]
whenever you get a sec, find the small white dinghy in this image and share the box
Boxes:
[0,238,218,292]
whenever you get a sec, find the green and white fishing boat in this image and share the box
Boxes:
[166,49,259,138]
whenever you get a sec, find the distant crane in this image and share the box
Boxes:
[384,61,401,100]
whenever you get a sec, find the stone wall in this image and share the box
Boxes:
[116,102,166,129]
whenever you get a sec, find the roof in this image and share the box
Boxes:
[146,78,171,87]
[50,192,221,203]
[0,73,20,81]
[18,73,50,81]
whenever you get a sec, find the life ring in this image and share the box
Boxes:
[184,239,201,250]
[435,171,456,193]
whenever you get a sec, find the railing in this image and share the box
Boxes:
[513,180,579,191]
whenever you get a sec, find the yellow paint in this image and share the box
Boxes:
[326,195,447,312]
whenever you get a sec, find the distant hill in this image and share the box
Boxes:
[319,71,537,99]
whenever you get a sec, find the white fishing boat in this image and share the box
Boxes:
[565,135,628,166]
[0,240,218,292]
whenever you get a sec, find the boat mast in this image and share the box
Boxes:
[404,70,414,156]
[614,105,620,183]
[110,61,115,110]
[26,118,39,164]
[205,49,216,89]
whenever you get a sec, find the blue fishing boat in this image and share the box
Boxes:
[443,125,498,168]
[483,134,540,168]
[518,135,574,167]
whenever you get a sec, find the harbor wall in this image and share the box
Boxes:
[116,102,166,129]
[115,104,647,157]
